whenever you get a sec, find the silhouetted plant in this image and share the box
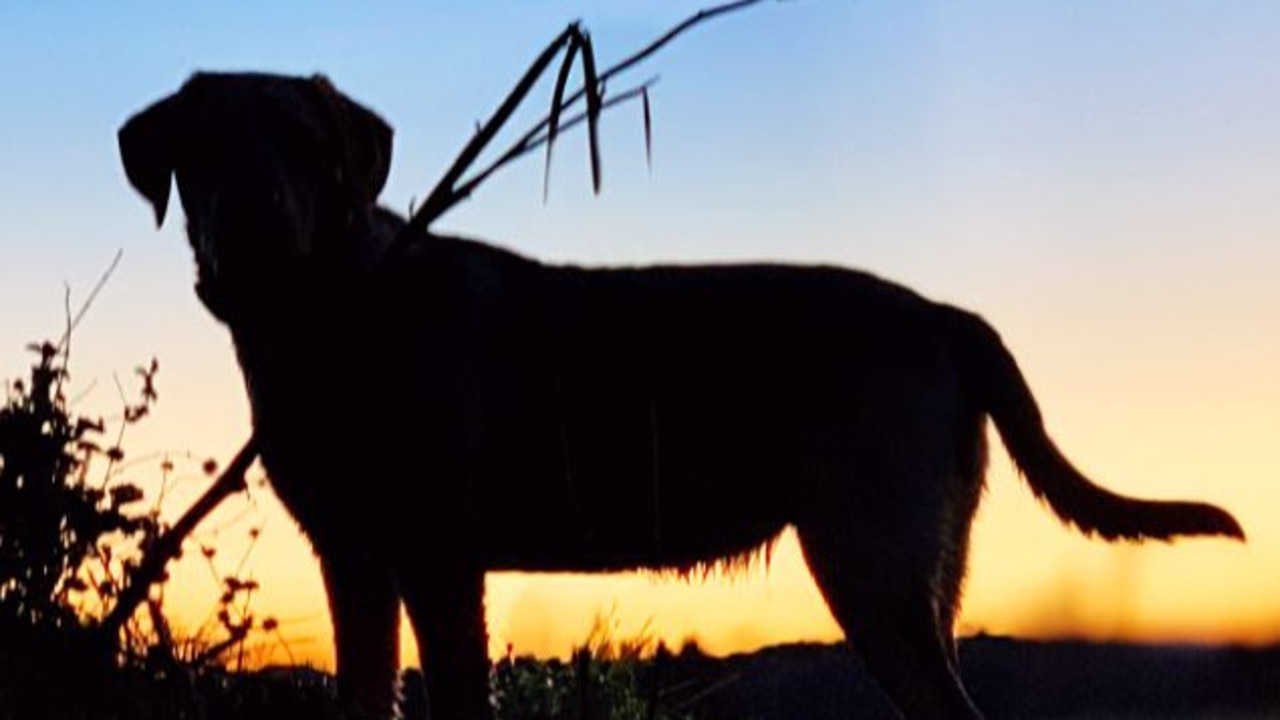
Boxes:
[0,336,284,719]
[0,340,155,636]
[0,338,158,718]
[484,612,695,720]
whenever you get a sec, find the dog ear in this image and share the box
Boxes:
[118,93,181,227]
[311,75,393,206]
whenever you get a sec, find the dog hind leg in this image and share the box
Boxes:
[935,464,985,666]
[933,519,975,670]
[797,520,984,720]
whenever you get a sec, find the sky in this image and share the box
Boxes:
[2,0,1279,671]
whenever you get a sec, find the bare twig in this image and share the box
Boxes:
[393,0,767,246]
[444,79,659,216]
[579,31,604,194]
[57,248,123,353]
[544,32,584,202]
[643,86,654,171]
[100,436,259,639]
[98,371,132,487]
[594,0,765,93]
[404,23,584,238]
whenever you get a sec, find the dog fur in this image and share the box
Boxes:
[118,72,1245,720]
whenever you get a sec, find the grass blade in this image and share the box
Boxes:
[544,28,582,203]
[580,31,603,194]
[642,86,653,172]
[404,24,577,236]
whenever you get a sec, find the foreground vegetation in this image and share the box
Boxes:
[0,337,286,720]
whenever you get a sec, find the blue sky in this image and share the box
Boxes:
[3,0,1279,664]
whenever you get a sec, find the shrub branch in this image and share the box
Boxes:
[101,437,259,639]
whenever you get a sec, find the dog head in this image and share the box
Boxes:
[118,72,392,321]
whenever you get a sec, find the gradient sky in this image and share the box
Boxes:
[3,0,1279,670]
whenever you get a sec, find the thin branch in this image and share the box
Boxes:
[481,0,766,188]
[544,33,583,202]
[404,23,583,239]
[579,31,604,194]
[100,371,131,486]
[643,86,654,172]
[61,283,73,377]
[518,0,766,179]
[393,0,767,245]
[230,519,264,579]
[100,436,259,639]
[446,79,659,215]
[553,0,765,178]
[579,0,766,115]
[58,248,123,353]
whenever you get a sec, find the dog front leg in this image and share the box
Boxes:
[321,551,401,719]
[401,560,492,720]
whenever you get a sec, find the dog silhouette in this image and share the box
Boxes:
[119,72,1244,720]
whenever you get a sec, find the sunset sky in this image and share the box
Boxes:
[2,1,1279,670]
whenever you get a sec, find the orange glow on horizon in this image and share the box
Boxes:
[162,504,1275,674]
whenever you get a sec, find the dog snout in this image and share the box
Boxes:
[185,194,222,275]
[192,228,220,282]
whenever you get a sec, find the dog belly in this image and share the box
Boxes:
[471,401,795,573]
[479,495,789,574]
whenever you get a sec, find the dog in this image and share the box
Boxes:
[118,72,1244,720]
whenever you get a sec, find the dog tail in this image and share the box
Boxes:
[951,309,1245,543]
